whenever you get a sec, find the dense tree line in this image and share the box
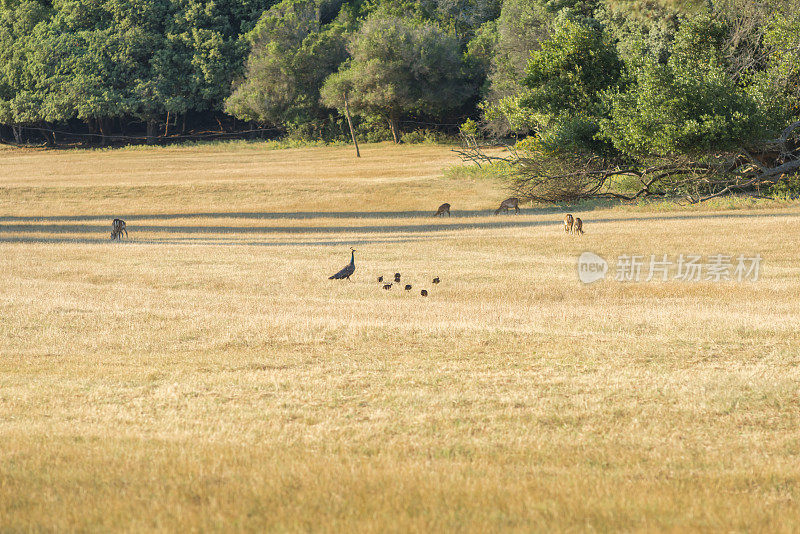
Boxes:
[0,0,276,143]
[501,0,800,201]
[1,0,799,198]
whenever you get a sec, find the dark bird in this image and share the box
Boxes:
[329,248,356,281]
[405,284,412,290]
[420,289,428,297]
[378,276,383,283]
[432,277,440,284]
[383,284,392,290]
[394,273,401,282]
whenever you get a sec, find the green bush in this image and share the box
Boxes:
[522,18,622,119]
[357,115,394,143]
[320,13,472,143]
[537,114,611,154]
[400,129,452,144]
[768,175,800,199]
[600,15,779,157]
[514,17,622,154]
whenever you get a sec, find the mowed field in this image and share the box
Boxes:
[1,142,800,531]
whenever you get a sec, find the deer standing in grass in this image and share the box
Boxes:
[434,203,451,217]
[572,217,584,235]
[110,218,127,240]
[494,197,520,215]
[564,214,574,234]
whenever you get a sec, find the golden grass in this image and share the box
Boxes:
[1,142,800,531]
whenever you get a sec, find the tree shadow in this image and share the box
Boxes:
[0,210,498,222]
[1,205,797,224]
[0,218,552,237]
[0,235,432,247]
[1,211,796,243]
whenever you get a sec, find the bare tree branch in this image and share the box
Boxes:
[484,121,800,204]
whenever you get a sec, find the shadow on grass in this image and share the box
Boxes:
[2,210,798,232]
[1,199,796,224]
[0,204,630,222]
[1,210,797,246]
[0,210,497,222]
[0,219,550,236]
[0,235,433,247]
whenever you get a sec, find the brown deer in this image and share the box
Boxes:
[434,203,451,217]
[564,214,574,234]
[110,218,127,240]
[494,197,520,215]
[572,217,584,235]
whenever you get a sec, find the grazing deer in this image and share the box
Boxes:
[564,214,574,234]
[110,218,127,240]
[573,217,584,235]
[434,203,451,217]
[494,197,520,215]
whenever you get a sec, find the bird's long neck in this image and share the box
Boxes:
[350,250,355,265]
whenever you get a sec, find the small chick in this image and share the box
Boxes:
[421,289,428,297]
[405,284,412,290]
[432,277,440,284]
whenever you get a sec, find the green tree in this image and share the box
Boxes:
[320,13,471,142]
[224,0,349,134]
[522,18,621,118]
[138,0,275,136]
[600,15,777,156]
[479,0,549,134]
[0,0,275,142]
[479,0,602,134]
[513,18,621,153]
[0,0,59,139]
[158,0,277,115]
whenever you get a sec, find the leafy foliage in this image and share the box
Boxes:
[0,0,274,135]
[601,15,783,156]
[0,0,798,158]
[320,13,471,142]
[497,0,800,204]
[224,0,349,131]
[478,0,550,134]
[522,19,621,119]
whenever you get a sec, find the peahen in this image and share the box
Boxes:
[329,248,356,281]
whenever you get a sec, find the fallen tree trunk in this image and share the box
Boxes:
[498,121,800,204]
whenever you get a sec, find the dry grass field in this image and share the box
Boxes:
[1,142,800,532]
